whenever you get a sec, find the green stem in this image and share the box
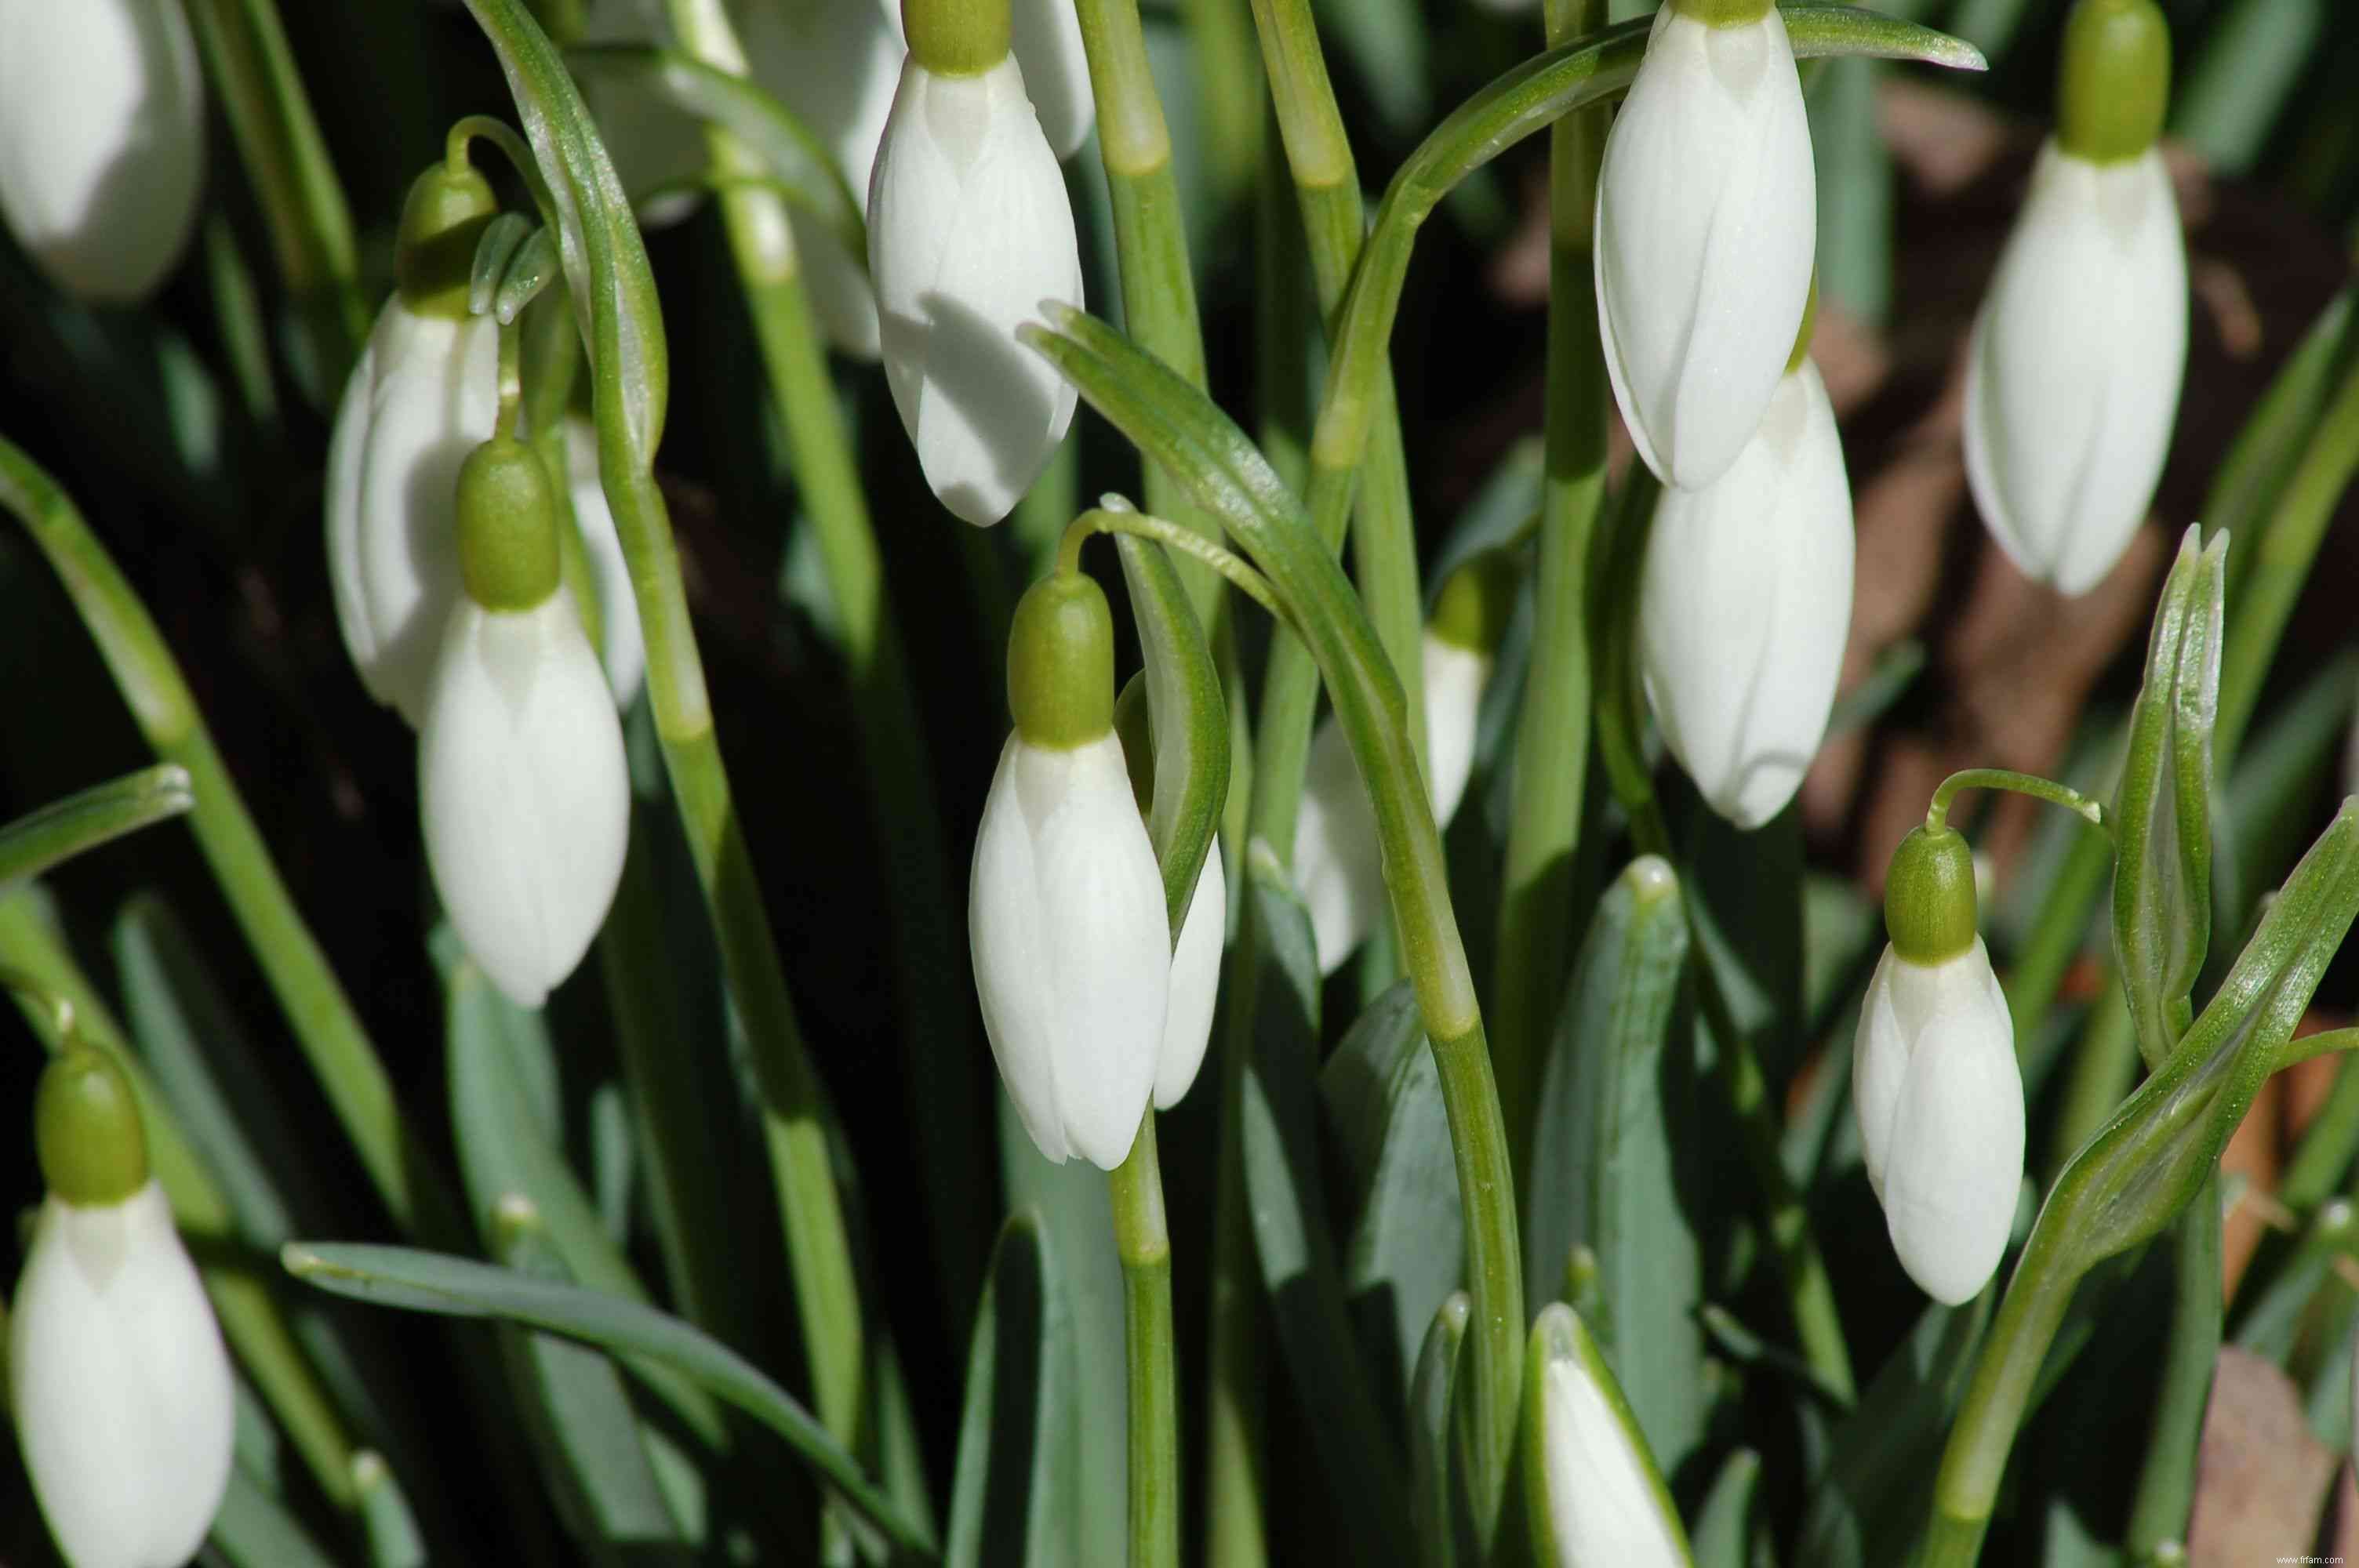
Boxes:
[2122,1178,2220,1561]
[662,0,893,1447]
[0,888,360,1510]
[1926,768,2107,836]
[1496,0,1608,1178]
[0,437,461,1244]
[180,0,369,384]
[1111,1115,1180,1568]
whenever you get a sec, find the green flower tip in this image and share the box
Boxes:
[396,162,499,318]
[902,0,1010,75]
[1009,571,1115,750]
[1787,270,1820,377]
[1113,673,1154,811]
[1671,0,1773,25]
[1429,550,1521,655]
[457,437,563,612]
[35,1047,148,1207]
[2058,0,2170,163]
[1885,826,1979,965]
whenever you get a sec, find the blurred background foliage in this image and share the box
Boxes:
[2,0,2358,1563]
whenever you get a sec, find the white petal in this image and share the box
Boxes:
[1639,362,1852,828]
[333,301,503,726]
[971,734,1070,1163]
[1156,839,1225,1109]
[420,597,631,1007]
[0,0,204,303]
[1882,997,2024,1305]
[869,56,1083,524]
[1594,6,1816,490]
[1422,634,1489,827]
[1009,0,1095,161]
[562,416,648,705]
[12,1185,234,1568]
[1964,143,2186,597]
[1293,716,1387,976]
[1540,1355,1686,1568]
[1850,945,1906,1199]
[578,0,708,227]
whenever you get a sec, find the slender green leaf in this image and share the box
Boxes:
[1116,532,1227,937]
[356,1450,427,1568]
[947,1213,1079,1568]
[2174,0,2327,175]
[1687,802,1805,1086]
[1807,56,1892,325]
[1690,1449,1764,1568]
[208,1468,339,1568]
[2223,647,2359,931]
[1309,0,1427,143]
[1409,1292,1472,1568]
[0,763,191,887]
[282,1243,932,1554]
[2213,290,2358,613]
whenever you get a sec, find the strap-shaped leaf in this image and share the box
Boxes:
[565,43,867,269]
[461,0,667,459]
[0,763,191,887]
[1409,1292,1473,1568]
[2113,527,2226,1068]
[1115,533,1227,940]
[1690,1449,1764,1568]
[282,1242,933,1554]
[947,1213,1079,1568]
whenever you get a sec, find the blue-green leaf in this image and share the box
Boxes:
[208,1468,338,1568]
[947,1213,1078,1568]
[1690,1448,1764,1568]
[1408,1292,1473,1568]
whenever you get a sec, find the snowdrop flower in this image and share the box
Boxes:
[869,0,1083,524]
[421,436,631,1009]
[326,164,503,726]
[1009,0,1094,162]
[742,0,905,358]
[579,0,709,227]
[972,571,1169,1167]
[1296,554,1514,975]
[558,416,647,705]
[13,1049,234,1568]
[1523,1304,1690,1568]
[1964,0,2183,597]
[1640,341,1852,830]
[0,0,204,303]
[1594,0,1816,491]
[1158,840,1223,1109]
[1853,826,2024,1305]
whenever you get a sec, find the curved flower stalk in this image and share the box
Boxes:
[421,436,630,1008]
[13,1049,234,1568]
[1520,1304,1692,1568]
[558,415,648,704]
[0,0,205,303]
[1639,345,1852,830]
[869,0,1083,524]
[579,0,710,225]
[1295,554,1514,975]
[327,164,504,726]
[1009,0,1093,161]
[1856,826,2024,1305]
[972,571,1170,1167]
[1594,0,1816,492]
[741,0,906,358]
[1964,0,2184,597]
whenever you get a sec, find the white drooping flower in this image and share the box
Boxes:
[1852,935,2023,1305]
[422,440,631,1010]
[1962,141,2186,597]
[1296,631,1492,976]
[1594,0,1816,492]
[579,0,710,227]
[1156,839,1225,1111]
[1639,358,1853,830]
[559,416,648,706]
[1009,0,1094,162]
[742,0,906,358]
[1528,1305,1690,1568]
[971,728,1171,1168]
[15,1049,232,1568]
[0,0,205,303]
[868,51,1083,525]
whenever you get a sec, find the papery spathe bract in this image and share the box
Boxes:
[1594,2,1816,491]
[1639,360,1853,830]
[743,0,905,358]
[970,730,1169,1168]
[1009,0,1094,162]
[12,1182,234,1568]
[1852,937,2024,1304]
[420,592,631,1008]
[1155,839,1224,1110]
[867,53,1082,525]
[1963,141,2186,597]
[561,416,649,705]
[1296,632,1489,976]
[327,299,502,725]
[0,0,204,303]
